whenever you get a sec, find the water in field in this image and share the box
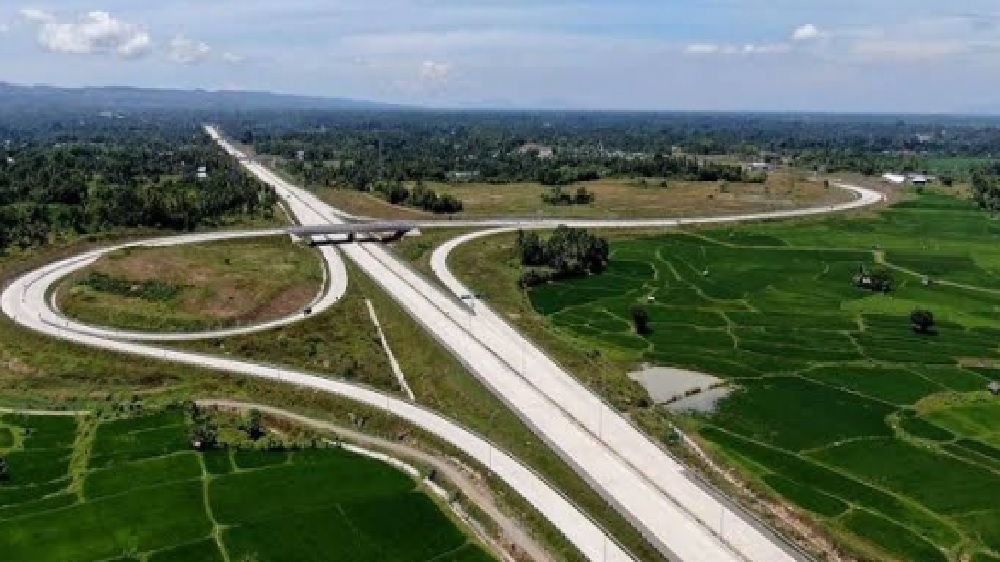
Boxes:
[627,366,730,413]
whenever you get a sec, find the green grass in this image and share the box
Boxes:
[58,236,322,333]
[840,509,948,562]
[809,438,1000,514]
[178,261,396,392]
[0,411,495,562]
[0,427,15,448]
[448,190,1000,561]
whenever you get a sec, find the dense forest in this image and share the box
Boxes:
[235,111,1000,192]
[3,106,1000,251]
[0,115,277,253]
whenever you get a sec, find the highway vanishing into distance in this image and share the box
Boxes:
[1,125,884,562]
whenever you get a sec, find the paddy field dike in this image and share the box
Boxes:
[517,193,1000,562]
[0,409,493,562]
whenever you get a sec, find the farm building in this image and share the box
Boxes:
[446,170,480,181]
[196,166,208,180]
[990,381,1000,396]
[882,173,906,184]
[745,162,772,172]
[518,143,554,159]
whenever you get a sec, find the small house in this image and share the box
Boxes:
[909,174,929,187]
[196,166,208,180]
[990,381,1000,396]
[517,143,554,159]
[446,170,480,181]
[882,173,906,185]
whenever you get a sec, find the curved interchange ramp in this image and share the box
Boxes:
[0,125,885,562]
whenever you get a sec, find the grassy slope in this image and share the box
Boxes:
[58,236,323,333]
[446,190,1000,562]
[0,410,494,562]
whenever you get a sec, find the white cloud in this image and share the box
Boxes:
[168,35,211,64]
[221,52,245,64]
[21,10,151,58]
[684,43,724,55]
[19,8,53,24]
[419,60,452,82]
[792,24,822,41]
[685,42,789,56]
[745,43,792,54]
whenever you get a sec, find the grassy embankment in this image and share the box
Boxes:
[441,188,1000,562]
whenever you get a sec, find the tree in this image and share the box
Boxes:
[247,409,265,441]
[0,456,9,481]
[190,424,218,450]
[911,309,935,334]
[869,269,894,293]
[630,306,651,335]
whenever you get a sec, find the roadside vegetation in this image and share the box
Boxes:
[448,189,1000,562]
[58,236,322,332]
[0,407,495,562]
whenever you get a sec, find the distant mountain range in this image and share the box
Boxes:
[0,82,397,112]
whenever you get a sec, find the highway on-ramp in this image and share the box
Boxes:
[1,125,885,562]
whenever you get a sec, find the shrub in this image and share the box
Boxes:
[630,305,651,335]
[911,309,935,334]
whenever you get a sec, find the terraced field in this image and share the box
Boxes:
[0,410,493,562]
[526,193,1000,562]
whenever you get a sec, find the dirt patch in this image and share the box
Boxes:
[240,282,318,323]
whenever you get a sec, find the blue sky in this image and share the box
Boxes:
[1,1,999,112]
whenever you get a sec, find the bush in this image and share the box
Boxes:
[81,272,184,302]
[519,269,554,288]
[630,305,651,335]
[911,309,935,334]
[541,185,595,206]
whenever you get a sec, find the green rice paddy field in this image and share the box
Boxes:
[528,193,1000,562]
[0,410,493,562]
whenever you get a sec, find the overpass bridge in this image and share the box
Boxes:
[288,221,418,243]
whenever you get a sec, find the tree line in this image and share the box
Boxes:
[516,227,610,288]
[378,180,463,214]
